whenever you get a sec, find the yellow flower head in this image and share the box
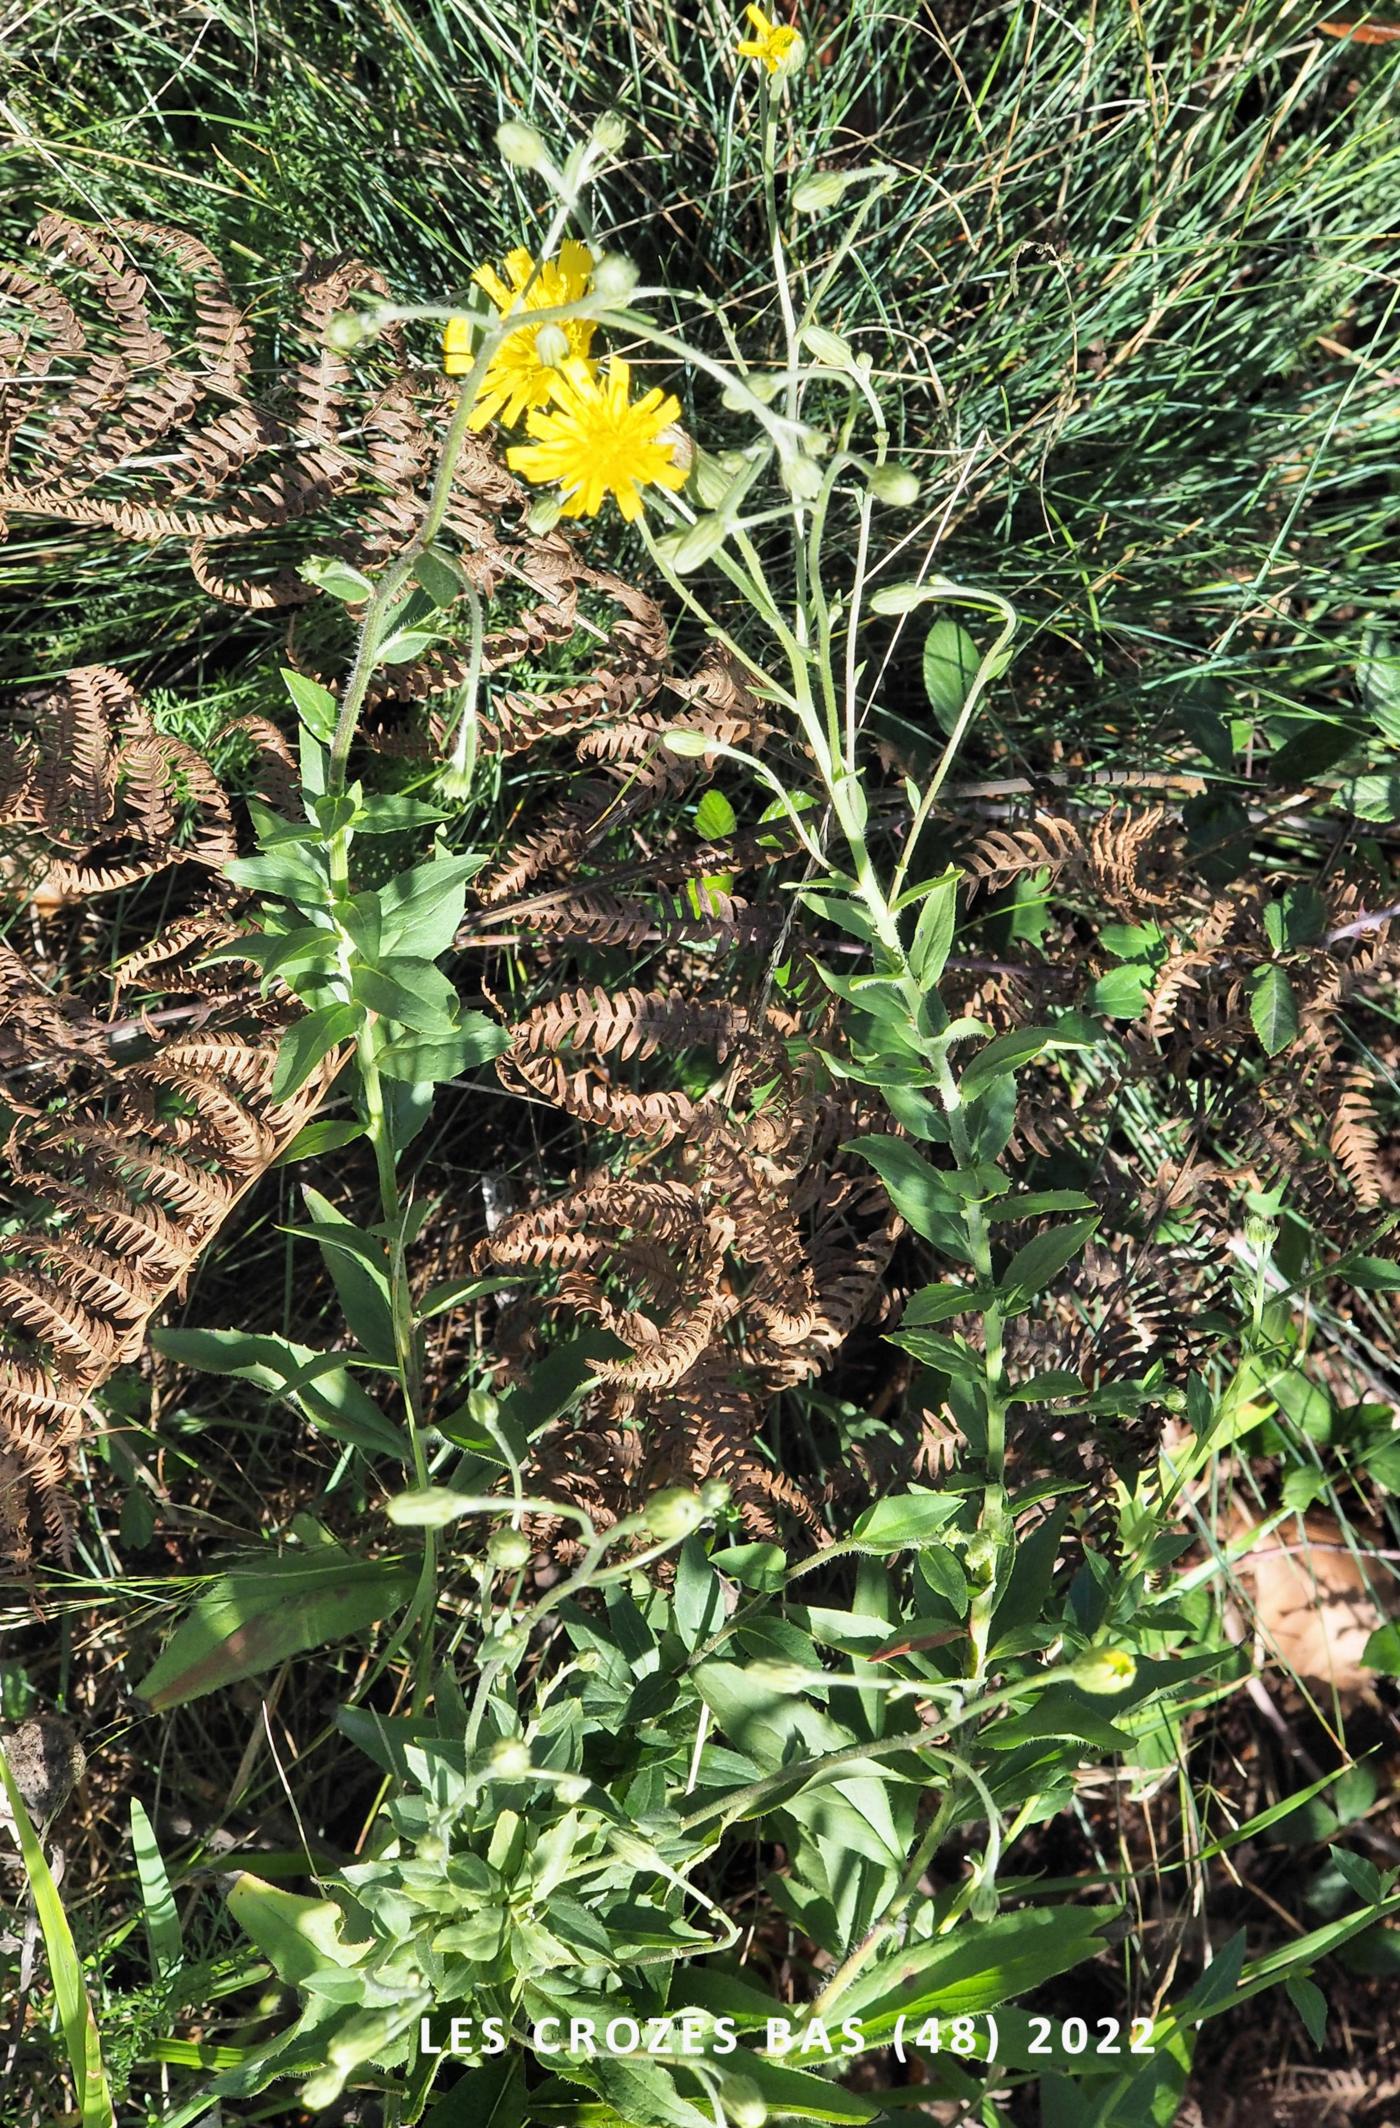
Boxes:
[444,241,596,430]
[736,4,802,73]
[507,357,689,523]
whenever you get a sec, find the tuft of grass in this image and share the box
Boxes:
[3,0,1397,759]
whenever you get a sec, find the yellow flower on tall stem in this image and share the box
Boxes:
[507,357,689,522]
[443,241,597,430]
[736,3,802,74]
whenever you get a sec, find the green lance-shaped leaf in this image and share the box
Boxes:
[1001,1215,1100,1310]
[135,1546,416,1709]
[921,617,981,735]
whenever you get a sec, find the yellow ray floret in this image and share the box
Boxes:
[736,4,801,72]
[443,241,596,430]
[507,357,689,523]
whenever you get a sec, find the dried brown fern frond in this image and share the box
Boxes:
[0,216,521,623]
[0,670,336,1566]
[963,813,1085,900]
[0,1020,331,1565]
[1086,804,1177,917]
[1,666,236,906]
[1328,1066,1384,1210]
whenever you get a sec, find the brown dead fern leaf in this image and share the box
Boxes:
[0,673,334,1567]
[1329,1067,1384,1210]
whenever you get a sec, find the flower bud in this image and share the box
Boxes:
[793,171,854,214]
[801,323,856,373]
[720,2075,768,2128]
[867,463,921,508]
[744,1660,814,1694]
[692,446,748,511]
[592,251,640,301]
[497,119,547,169]
[301,2068,346,2109]
[1071,1646,1137,1695]
[969,1873,1000,1923]
[792,162,895,214]
[591,110,628,154]
[526,493,564,534]
[486,1622,529,1664]
[488,1526,533,1572]
[699,1478,731,1514]
[869,582,940,616]
[663,727,717,759]
[781,454,824,503]
[387,1487,469,1528]
[489,1737,532,1779]
[666,513,729,574]
[325,309,367,353]
[328,2010,400,2069]
[726,371,783,408]
[963,1529,999,1582]
[646,1487,707,1542]
[532,322,570,368]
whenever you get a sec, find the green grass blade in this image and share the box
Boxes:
[130,1797,184,1984]
[0,1743,114,2128]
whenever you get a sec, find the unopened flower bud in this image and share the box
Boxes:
[801,324,856,372]
[526,493,563,535]
[793,171,853,214]
[1071,1646,1137,1695]
[666,513,728,574]
[497,120,547,169]
[1243,1213,1277,1255]
[646,1487,706,1542]
[692,446,747,511]
[969,1874,1000,1923]
[301,2068,346,2108]
[745,1661,813,1694]
[488,1526,532,1572]
[964,1530,999,1582]
[486,1623,529,1664]
[326,310,367,353]
[592,251,640,302]
[699,1478,731,1514]
[781,454,824,503]
[489,1737,532,1779]
[792,162,894,213]
[328,2011,399,2069]
[720,2075,768,2128]
[591,110,628,154]
[867,463,921,508]
[532,322,570,368]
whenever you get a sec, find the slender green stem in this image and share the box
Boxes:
[677,1666,1073,1839]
